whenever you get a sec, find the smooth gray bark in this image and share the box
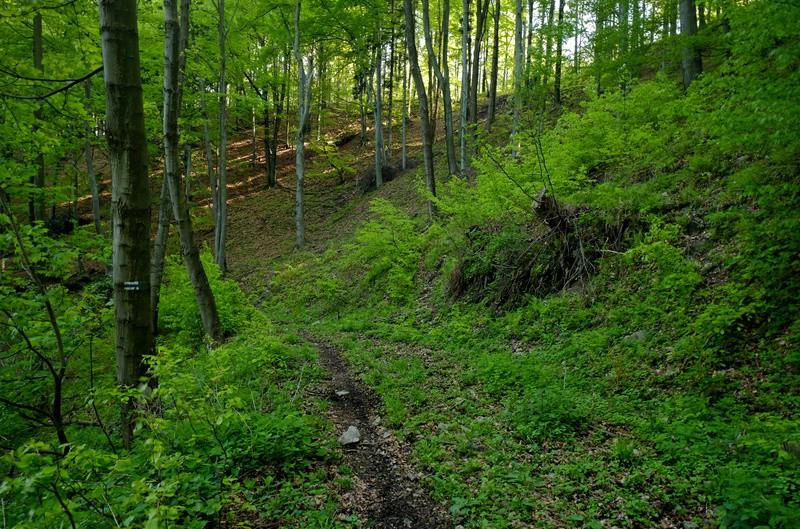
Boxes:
[511,0,524,155]
[163,0,221,342]
[422,0,457,175]
[486,0,500,128]
[84,81,102,235]
[680,0,702,88]
[99,0,153,448]
[293,0,313,248]
[459,0,471,177]
[214,0,228,273]
[403,0,436,217]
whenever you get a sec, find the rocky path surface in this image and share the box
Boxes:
[307,336,451,529]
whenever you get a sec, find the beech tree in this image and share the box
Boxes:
[98,0,153,448]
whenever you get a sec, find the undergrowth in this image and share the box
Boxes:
[265,4,800,526]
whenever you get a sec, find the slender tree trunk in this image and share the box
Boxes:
[470,0,489,129]
[486,0,500,128]
[373,39,384,188]
[553,0,566,106]
[99,0,153,449]
[163,0,221,342]
[459,0,471,177]
[574,0,580,73]
[697,2,706,30]
[543,0,555,90]
[387,1,396,160]
[680,0,701,88]
[84,81,102,235]
[403,0,435,217]
[423,0,457,175]
[215,0,227,273]
[293,0,312,248]
[511,0,524,156]
[150,178,170,335]
[401,57,408,170]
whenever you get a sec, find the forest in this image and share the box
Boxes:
[0,0,798,527]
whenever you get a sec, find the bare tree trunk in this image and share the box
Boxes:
[423,0,457,175]
[543,0,555,90]
[373,38,384,188]
[553,0,566,106]
[512,0,524,156]
[294,0,313,248]
[99,0,153,448]
[386,1,396,160]
[680,0,702,88]
[459,0,471,177]
[403,0,436,217]
[486,0,500,128]
[215,0,227,273]
[150,178,170,335]
[574,0,581,73]
[84,81,102,235]
[163,0,222,342]
[469,0,489,128]
[401,57,408,170]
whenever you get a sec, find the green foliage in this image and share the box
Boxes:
[159,250,249,346]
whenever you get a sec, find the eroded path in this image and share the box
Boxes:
[307,336,451,529]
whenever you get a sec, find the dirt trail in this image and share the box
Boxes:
[306,335,451,529]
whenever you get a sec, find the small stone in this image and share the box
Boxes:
[335,390,350,398]
[338,426,361,446]
[624,330,648,343]
[683,523,699,529]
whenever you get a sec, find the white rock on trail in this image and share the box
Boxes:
[339,425,361,446]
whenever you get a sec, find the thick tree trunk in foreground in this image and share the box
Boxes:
[403,0,436,217]
[163,0,222,342]
[99,0,153,448]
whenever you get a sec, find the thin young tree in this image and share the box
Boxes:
[422,0,457,175]
[98,0,153,448]
[511,0,524,155]
[293,0,313,248]
[163,0,222,342]
[486,0,501,128]
[403,0,436,217]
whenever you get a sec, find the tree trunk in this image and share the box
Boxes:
[99,0,153,448]
[163,0,222,342]
[574,0,580,73]
[543,0,555,90]
[403,0,436,217]
[680,0,702,88]
[150,178,170,335]
[486,0,500,128]
[84,81,102,235]
[401,57,408,170]
[553,0,566,107]
[294,0,313,248]
[373,39,384,188]
[511,0,523,156]
[422,0,456,175]
[470,0,489,129]
[459,0,471,177]
[215,0,227,273]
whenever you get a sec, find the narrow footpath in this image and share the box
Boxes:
[307,336,452,529]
